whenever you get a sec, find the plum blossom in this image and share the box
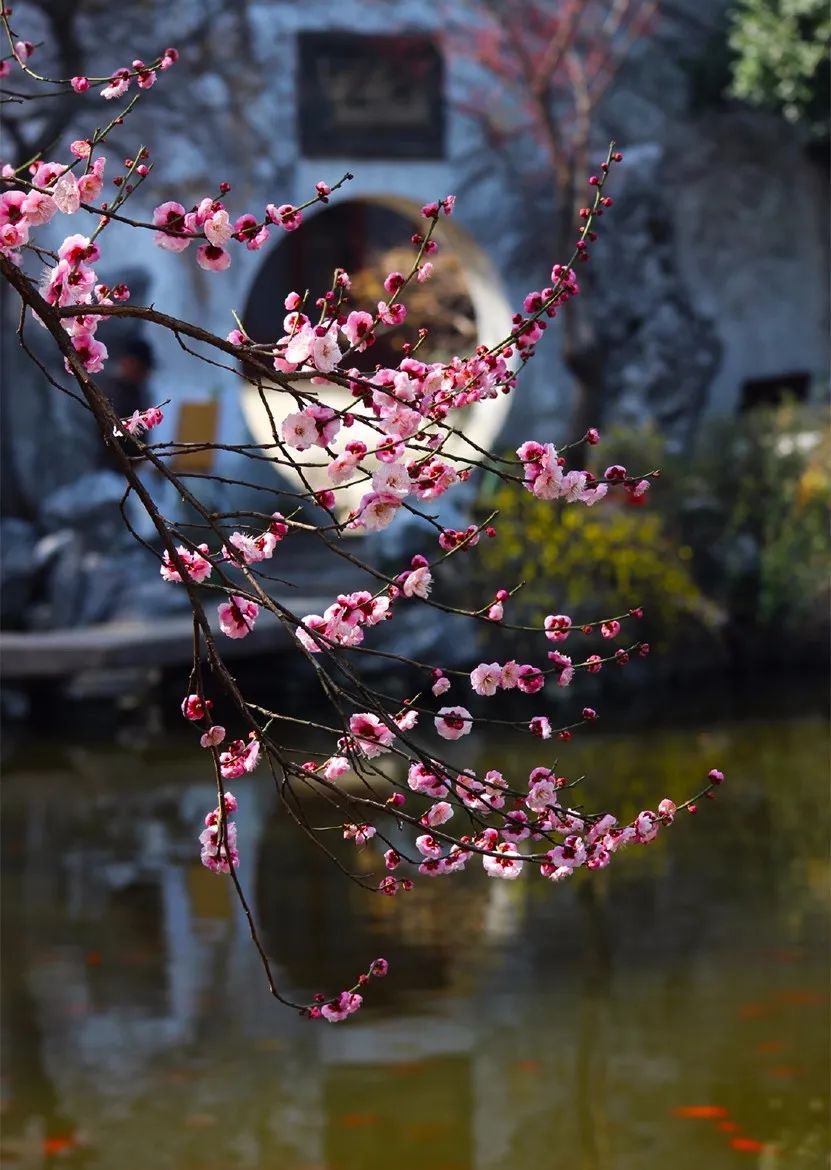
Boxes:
[196,243,231,271]
[421,801,453,828]
[372,463,410,498]
[378,300,407,326]
[309,327,342,373]
[343,310,374,350]
[354,492,401,532]
[416,834,443,860]
[266,203,302,231]
[21,190,57,226]
[100,69,131,100]
[199,725,226,748]
[633,810,660,844]
[431,675,451,697]
[470,662,501,696]
[160,544,212,584]
[58,234,100,265]
[408,761,448,799]
[529,715,552,739]
[68,331,108,374]
[307,404,341,446]
[547,651,574,688]
[548,835,587,870]
[526,775,559,813]
[200,793,239,874]
[281,410,318,451]
[233,213,269,250]
[540,858,573,882]
[434,706,473,740]
[51,173,80,214]
[394,707,418,732]
[116,405,164,437]
[320,991,362,1022]
[344,823,376,847]
[224,527,282,565]
[400,564,432,598]
[219,738,261,779]
[204,208,232,246]
[217,596,259,639]
[322,756,351,781]
[349,712,394,758]
[153,201,191,251]
[516,665,545,694]
[181,694,212,721]
[78,159,105,203]
[544,614,572,642]
[482,842,524,880]
[658,798,677,822]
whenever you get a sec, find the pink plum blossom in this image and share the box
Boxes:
[349,713,394,758]
[160,544,212,584]
[200,793,240,873]
[482,843,524,880]
[434,706,473,740]
[196,243,231,271]
[153,201,191,251]
[529,715,552,739]
[322,756,351,781]
[266,203,303,231]
[219,738,261,779]
[68,331,108,373]
[354,492,401,532]
[400,565,432,598]
[544,614,572,642]
[320,991,362,1022]
[218,596,259,639]
[200,725,226,748]
[421,801,453,828]
[470,662,501,696]
[21,190,57,226]
[344,823,376,847]
[182,694,212,721]
[343,310,374,350]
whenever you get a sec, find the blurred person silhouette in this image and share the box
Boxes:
[104,334,154,421]
[98,335,155,469]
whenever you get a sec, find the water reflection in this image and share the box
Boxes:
[1,710,828,1169]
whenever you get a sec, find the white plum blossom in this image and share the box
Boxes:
[482,843,524,880]
[434,706,473,740]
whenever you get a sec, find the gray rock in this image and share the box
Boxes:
[40,471,131,545]
[0,517,37,629]
[584,143,723,448]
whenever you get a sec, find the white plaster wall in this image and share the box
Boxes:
[42,0,826,474]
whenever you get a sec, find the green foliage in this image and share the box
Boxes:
[728,0,831,140]
[599,404,831,644]
[684,404,831,638]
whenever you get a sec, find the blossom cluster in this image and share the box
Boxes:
[199,792,239,874]
[0,30,725,1026]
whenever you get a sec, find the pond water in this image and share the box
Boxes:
[1,698,828,1170]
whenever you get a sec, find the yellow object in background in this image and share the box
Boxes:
[171,401,219,474]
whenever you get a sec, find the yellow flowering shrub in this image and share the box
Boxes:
[478,482,714,651]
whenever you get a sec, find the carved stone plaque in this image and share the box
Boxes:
[297,32,445,159]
